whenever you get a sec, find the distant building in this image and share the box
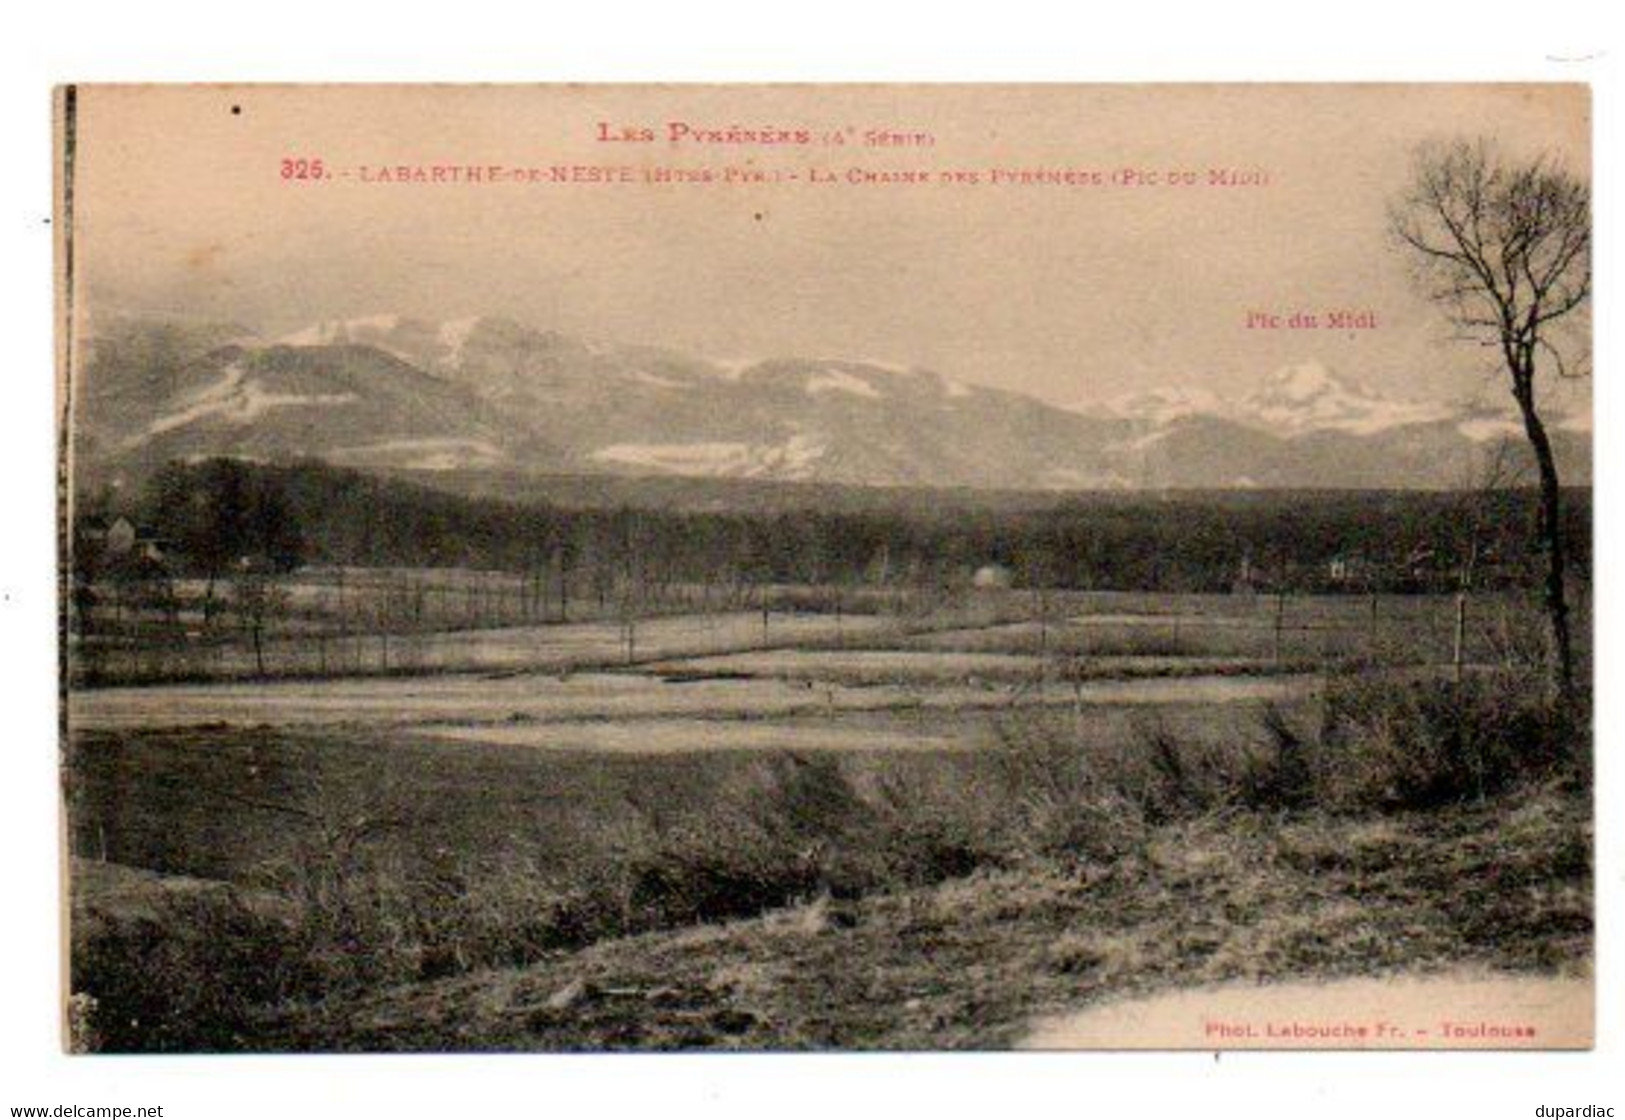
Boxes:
[1327,555,1371,586]
[93,516,167,566]
[105,517,137,556]
[972,564,1013,590]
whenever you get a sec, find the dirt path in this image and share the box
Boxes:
[1019,970,1592,1049]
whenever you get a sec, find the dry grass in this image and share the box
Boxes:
[258,781,1589,1051]
[67,662,1590,1051]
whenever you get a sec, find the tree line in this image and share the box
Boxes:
[73,457,1590,598]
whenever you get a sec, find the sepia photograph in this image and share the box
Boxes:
[54,83,1593,1053]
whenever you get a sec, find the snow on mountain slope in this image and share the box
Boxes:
[1091,362,1462,438]
[84,332,535,475]
[436,316,482,355]
[631,370,693,390]
[80,314,1592,491]
[805,367,883,399]
[590,433,828,480]
[143,362,359,439]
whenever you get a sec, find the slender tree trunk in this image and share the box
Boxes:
[558,550,569,622]
[1514,373,1575,700]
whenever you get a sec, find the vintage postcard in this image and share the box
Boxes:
[55,84,1592,1052]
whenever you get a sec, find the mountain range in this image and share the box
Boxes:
[73,312,1592,493]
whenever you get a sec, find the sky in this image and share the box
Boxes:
[69,83,1591,413]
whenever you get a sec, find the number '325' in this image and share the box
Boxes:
[280,158,326,180]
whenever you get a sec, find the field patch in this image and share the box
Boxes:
[69,671,924,732]
[71,663,1324,738]
[651,649,1047,685]
[416,715,965,754]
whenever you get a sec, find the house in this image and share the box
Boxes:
[98,516,168,566]
[105,517,137,556]
[1327,555,1372,587]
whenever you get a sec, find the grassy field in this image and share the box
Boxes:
[62,586,1592,1052]
[68,736,1590,1051]
[66,692,1288,885]
[266,782,1590,1051]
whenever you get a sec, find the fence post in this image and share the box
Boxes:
[1453,591,1467,682]
[1273,591,1286,663]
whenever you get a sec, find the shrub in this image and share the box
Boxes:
[866,763,1010,883]
[983,714,1151,860]
[1136,717,1237,822]
[1314,671,1584,810]
[1238,702,1318,811]
[982,668,1587,825]
[72,891,310,1053]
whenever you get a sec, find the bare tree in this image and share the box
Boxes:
[1389,138,1590,698]
[231,564,290,678]
[1454,437,1529,594]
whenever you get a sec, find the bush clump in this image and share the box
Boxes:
[72,891,311,1053]
[1313,672,1585,810]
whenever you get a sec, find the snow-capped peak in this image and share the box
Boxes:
[1075,362,1460,437]
[1239,362,1453,436]
[1257,360,1348,404]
